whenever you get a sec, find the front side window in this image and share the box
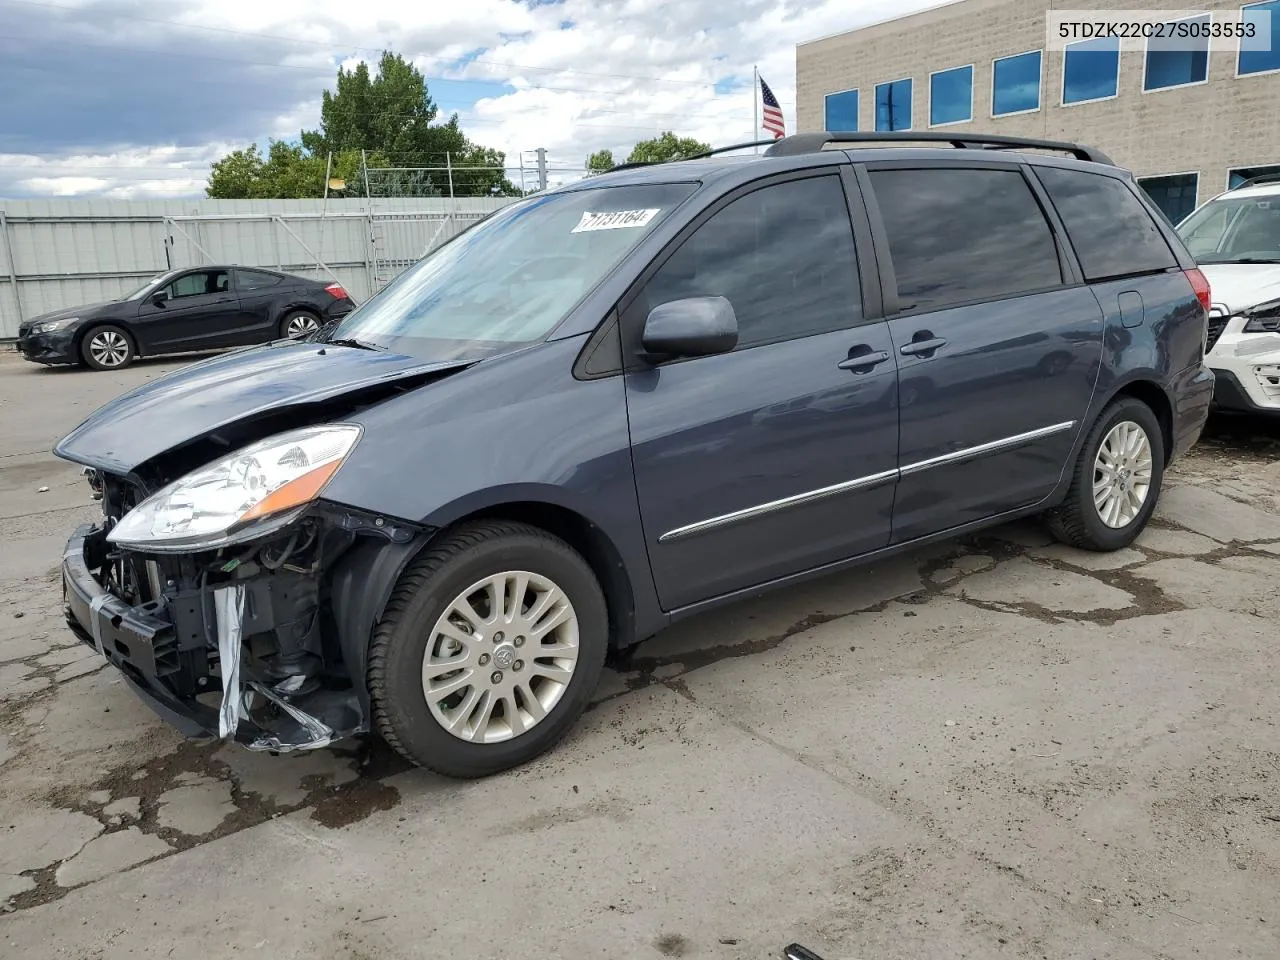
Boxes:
[875,78,912,131]
[1036,167,1178,280]
[824,89,859,131]
[1062,37,1120,103]
[1177,195,1280,263]
[1139,173,1200,226]
[1144,14,1210,90]
[930,65,973,125]
[992,50,1041,115]
[1239,0,1280,76]
[869,168,1062,313]
[639,176,862,349]
[329,183,695,360]
[168,270,229,298]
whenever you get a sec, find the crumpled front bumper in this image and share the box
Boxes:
[17,329,78,365]
[60,523,363,751]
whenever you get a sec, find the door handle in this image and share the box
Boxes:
[838,348,891,373]
[900,337,947,358]
[213,298,234,304]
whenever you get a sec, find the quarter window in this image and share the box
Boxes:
[992,50,1042,115]
[929,65,973,125]
[1239,0,1280,76]
[1036,167,1178,281]
[1062,37,1120,104]
[875,78,912,131]
[639,176,862,350]
[1144,14,1210,90]
[824,89,859,131]
[869,168,1062,313]
[236,269,283,290]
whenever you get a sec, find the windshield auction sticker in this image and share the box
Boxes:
[572,209,660,233]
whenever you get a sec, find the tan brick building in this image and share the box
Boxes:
[796,0,1280,223]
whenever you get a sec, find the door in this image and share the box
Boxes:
[134,269,242,352]
[623,172,900,611]
[862,163,1104,543]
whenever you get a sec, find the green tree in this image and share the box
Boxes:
[208,51,518,198]
[586,149,615,173]
[625,132,710,165]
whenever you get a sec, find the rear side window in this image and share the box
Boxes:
[640,175,862,349]
[237,269,283,290]
[1035,167,1178,281]
[869,167,1062,313]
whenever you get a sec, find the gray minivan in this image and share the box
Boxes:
[54,132,1215,778]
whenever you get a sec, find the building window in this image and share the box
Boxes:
[875,78,912,131]
[1062,37,1120,104]
[1144,14,1210,90]
[1138,173,1200,226]
[992,50,1042,115]
[824,89,859,131]
[1228,163,1280,189]
[929,65,973,125]
[1239,0,1280,76]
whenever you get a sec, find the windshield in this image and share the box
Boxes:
[327,182,696,359]
[122,273,173,300]
[1178,195,1280,263]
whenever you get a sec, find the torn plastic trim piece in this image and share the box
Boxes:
[244,681,338,752]
[214,583,245,738]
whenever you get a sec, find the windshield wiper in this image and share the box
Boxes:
[1199,256,1280,264]
[325,336,388,352]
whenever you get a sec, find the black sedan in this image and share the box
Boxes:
[16,266,356,370]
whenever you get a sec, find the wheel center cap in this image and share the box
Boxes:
[492,644,516,669]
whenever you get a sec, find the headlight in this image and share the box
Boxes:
[106,424,362,552]
[31,317,77,333]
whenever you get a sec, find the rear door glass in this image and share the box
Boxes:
[1035,167,1178,281]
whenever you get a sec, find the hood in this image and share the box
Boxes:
[1197,263,1280,314]
[24,300,115,327]
[54,339,472,474]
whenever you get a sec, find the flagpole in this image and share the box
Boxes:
[753,65,759,154]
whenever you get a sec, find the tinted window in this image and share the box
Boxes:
[929,65,972,125]
[168,270,229,298]
[237,269,282,290]
[1138,173,1199,226]
[1240,0,1280,76]
[1062,37,1119,103]
[992,50,1041,115]
[869,168,1062,312]
[641,176,861,349]
[825,89,859,131]
[875,78,912,131]
[1036,167,1178,280]
[1144,15,1209,90]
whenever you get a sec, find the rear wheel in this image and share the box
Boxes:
[80,325,135,370]
[1046,397,1165,551]
[368,521,608,778]
[280,310,320,339]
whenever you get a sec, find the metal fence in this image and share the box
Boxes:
[0,196,513,339]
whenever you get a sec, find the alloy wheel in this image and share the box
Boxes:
[89,330,130,368]
[1093,420,1154,529]
[285,314,320,338]
[422,571,580,744]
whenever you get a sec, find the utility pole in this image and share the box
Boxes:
[536,148,548,192]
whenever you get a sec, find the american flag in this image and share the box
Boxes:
[760,76,785,139]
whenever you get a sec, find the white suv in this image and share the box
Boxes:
[1177,178,1280,414]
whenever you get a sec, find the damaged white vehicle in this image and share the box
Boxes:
[1178,176,1280,414]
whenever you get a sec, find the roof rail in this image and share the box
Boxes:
[605,139,781,174]
[762,131,1114,165]
[1229,172,1280,191]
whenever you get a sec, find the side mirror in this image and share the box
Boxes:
[150,290,169,307]
[641,296,738,359]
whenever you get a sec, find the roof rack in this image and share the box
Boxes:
[762,131,1114,165]
[1229,172,1280,191]
[604,139,782,173]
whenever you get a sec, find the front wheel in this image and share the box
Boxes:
[367,521,608,778]
[1046,397,1165,551]
[80,325,135,370]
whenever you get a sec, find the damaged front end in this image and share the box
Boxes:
[62,451,429,753]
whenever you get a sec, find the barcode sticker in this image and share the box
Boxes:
[571,209,660,233]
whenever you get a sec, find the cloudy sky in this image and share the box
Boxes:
[0,0,943,199]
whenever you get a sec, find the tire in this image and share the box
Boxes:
[368,520,609,778]
[1046,397,1165,551]
[280,310,321,340]
[80,325,136,371]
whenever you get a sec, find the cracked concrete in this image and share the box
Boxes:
[1,353,1278,959]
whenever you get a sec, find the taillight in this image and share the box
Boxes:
[1185,267,1211,313]
[324,282,349,301]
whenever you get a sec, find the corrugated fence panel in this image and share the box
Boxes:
[0,196,514,337]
